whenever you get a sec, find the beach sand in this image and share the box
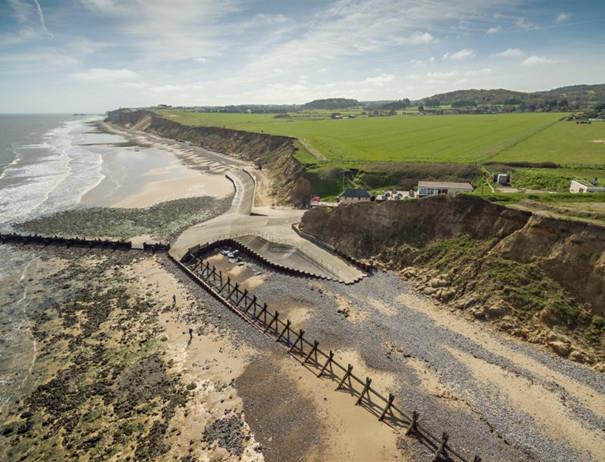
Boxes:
[113,173,232,208]
[81,141,233,208]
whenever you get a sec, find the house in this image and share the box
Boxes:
[569,179,605,193]
[339,188,371,204]
[331,112,343,119]
[417,181,474,197]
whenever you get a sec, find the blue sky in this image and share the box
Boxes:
[1,0,604,112]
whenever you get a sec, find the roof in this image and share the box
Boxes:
[418,181,474,190]
[341,188,371,198]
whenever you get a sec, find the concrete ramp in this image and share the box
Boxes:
[233,235,365,284]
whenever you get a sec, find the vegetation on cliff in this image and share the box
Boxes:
[300,196,605,367]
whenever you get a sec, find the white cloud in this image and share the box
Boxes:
[492,48,525,58]
[487,26,501,34]
[398,32,436,44]
[522,55,556,66]
[556,12,569,23]
[0,50,78,72]
[238,0,506,78]
[427,71,459,78]
[442,48,475,61]
[516,17,538,30]
[411,56,435,67]
[71,68,139,81]
[79,0,242,62]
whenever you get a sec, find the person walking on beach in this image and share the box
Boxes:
[187,327,193,347]
[172,294,176,306]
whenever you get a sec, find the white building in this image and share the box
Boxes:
[569,179,605,193]
[417,181,474,197]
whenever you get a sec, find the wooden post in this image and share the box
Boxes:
[405,411,419,436]
[336,364,353,391]
[318,351,334,377]
[304,340,319,364]
[288,329,304,353]
[254,302,267,322]
[264,311,279,333]
[211,265,217,284]
[243,295,256,314]
[218,277,230,294]
[235,289,248,307]
[379,394,395,421]
[226,283,239,301]
[432,432,448,462]
[218,270,223,288]
[276,320,291,342]
[262,303,268,324]
[356,377,372,405]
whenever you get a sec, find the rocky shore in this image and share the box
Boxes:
[0,246,262,461]
[17,196,232,242]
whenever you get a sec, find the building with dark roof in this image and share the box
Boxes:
[339,188,371,204]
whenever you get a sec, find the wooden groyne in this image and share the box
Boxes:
[173,254,482,462]
[0,233,170,253]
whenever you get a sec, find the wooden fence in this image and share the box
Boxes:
[173,254,482,462]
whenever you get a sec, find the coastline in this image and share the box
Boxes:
[81,122,233,208]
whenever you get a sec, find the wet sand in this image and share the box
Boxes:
[81,131,233,208]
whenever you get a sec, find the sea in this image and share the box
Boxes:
[0,114,117,417]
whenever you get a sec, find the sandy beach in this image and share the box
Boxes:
[81,125,233,209]
[113,173,232,208]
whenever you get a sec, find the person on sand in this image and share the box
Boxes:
[187,328,193,347]
[172,294,176,305]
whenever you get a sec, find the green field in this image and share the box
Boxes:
[493,120,605,165]
[156,109,605,197]
[158,111,585,165]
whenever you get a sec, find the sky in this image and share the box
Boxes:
[0,0,604,113]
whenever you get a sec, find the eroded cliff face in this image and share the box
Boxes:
[301,196,605,366]
[106,110,305,205]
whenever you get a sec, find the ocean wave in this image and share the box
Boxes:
[0,145,21,181]
[0,118,106,225]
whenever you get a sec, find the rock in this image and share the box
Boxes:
[400,267,417,279]
[485,302,510,319]
[472,307,486,320]
[437,287,456,302]
[548,340,571,357]
[569,350,589,364]
[422,286,437,296]
[429,277,447,288]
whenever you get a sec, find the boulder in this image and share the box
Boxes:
[548,340,571,357]
[485,302,510,319]
[569,349,589,364]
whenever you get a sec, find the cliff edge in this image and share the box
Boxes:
[106,109,306,205]
[301,196,605,367]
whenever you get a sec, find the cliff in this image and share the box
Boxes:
[106,109,306,205]
[301,196,605,366]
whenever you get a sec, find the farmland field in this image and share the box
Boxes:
[491,120,605,165]
[158,110,586,166]
[160,111,572,166]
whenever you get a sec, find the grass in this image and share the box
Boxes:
[158,110,570,166]
[156,109,605,198]
[509,167,605,191]
[492,120,605,165]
